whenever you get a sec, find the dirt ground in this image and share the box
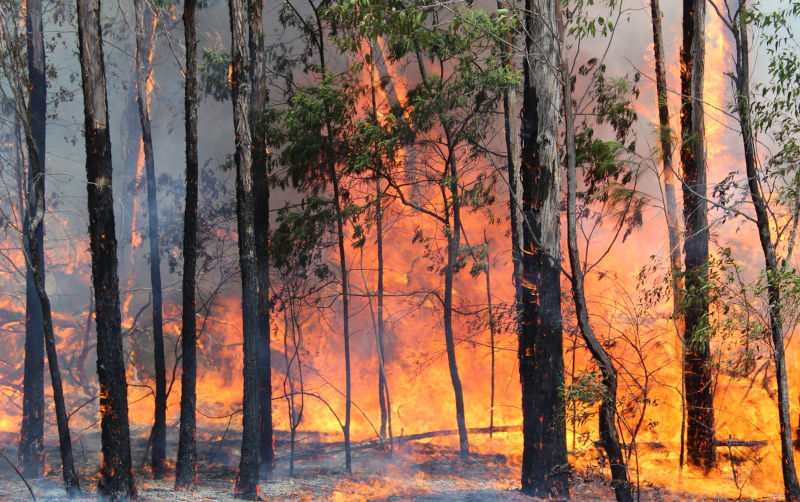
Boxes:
[0,426,782,501]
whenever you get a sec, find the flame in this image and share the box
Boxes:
[0,6,795,501]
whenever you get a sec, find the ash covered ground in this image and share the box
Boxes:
[0,426,779,501]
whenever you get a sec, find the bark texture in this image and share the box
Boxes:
[649,0,687,469]
[76,0,137,498]
[519,0,569,497]
[680,0,715,471]
[727,3,800,498]
[248,0,274,476]
[229,0,262,496]
[175,0,199,490]
[18,0,46,478]
[133,0,167,478]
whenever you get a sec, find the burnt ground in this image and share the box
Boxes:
[0,426,782,501]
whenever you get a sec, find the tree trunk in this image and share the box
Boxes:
[18,0,46,478]
[76,0,137,498]
[443,134,469,461]
[729,4,800,498]
[680,0,715,472]
[376,176,391,444]
[558,7,632,500]
[175,0,199,490]
[649,0,687,470]
[24,136,82,497]
[229,0,262,496]
[519,0,569,497]
[483,231,496,437]
[330,168,353,473]
[133,0,167,478]
[248,0,274,476]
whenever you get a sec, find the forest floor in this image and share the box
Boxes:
[0,426,782,501]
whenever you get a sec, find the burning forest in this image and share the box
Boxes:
[0,0,799,500]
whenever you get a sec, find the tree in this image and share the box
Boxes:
[0,0,81,493]
[558,2,633,499]
[680,0,715,471]
[175,0,199,490]
[229,0,262,496]
[648,0,686,469]
[518,0,569,497]
[133,0,167,478]
[17,0,46,478]
[76,0,136,497]
[247,0,274,477]
[710,1,800,499]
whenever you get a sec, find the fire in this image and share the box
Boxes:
[0,3,796,501]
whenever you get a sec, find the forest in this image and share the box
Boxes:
[0,0,799,500]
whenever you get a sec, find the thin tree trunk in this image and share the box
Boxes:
[558,7,632,500]
[443,134,469,461]
[24,142,82,497]
[376,176,392,445]
[18,0,45,478]
[648,0,687,471]
[76,0,137,497]
[728,4,800,498]
[133,0,166,478]
[229,0,262,496]
[519,0,569,497]
[680,0,715,471]
[413,52,470,461]
[175,0,199,490]
[483,231,496,438]
[330,168,353,473]
[248,0,274,476]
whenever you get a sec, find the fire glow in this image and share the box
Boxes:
[0,0,798,500]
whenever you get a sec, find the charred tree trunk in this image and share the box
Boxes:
[229,0,262,496]
[376,176,391,444]
[558,7,632,500]
[649,0,687,470]
[24,125,82,498]
[133,0,167,478]
[76,0,137,498]
[443,136,469,461]
[175,0,199,490]
[248,0,274,476]
[483,231,496,437]
[500,0,522,297]
[414,52,470,461]
[18,0,46,478]
[518,0,569,497]
[329,166,353,473]
[680,0,715,472]
[726,4,800,498]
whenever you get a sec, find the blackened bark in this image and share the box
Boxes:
[175,0,199,490]
[24,138,82,497]
[443,129,469,461]
[413,53,470,461]
[680,0,715,472]
[519,0,569,497]
[248,0,274,476]
[230,0,262,496]
[726,3,800,498]
[483,231,496,437]
[18,0,46,478]
[649,0,687,469]
[329,166,353,473]
[76,0,137,498]
[133,0,166,478]
[376,176,391,444]
[558,6,632,500]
